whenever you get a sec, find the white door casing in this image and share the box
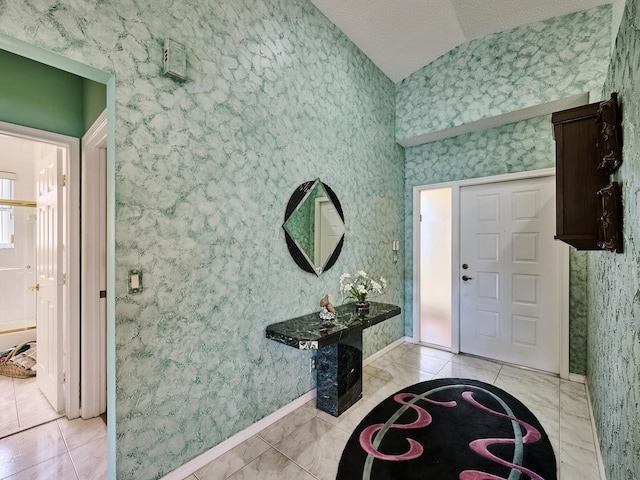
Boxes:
[81,110,108,418]
[35,145,65,413]
[459,176,562,373]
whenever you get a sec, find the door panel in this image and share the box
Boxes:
[459,176,561,373]
[35,145,64,413]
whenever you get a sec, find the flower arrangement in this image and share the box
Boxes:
[339,270,387,304]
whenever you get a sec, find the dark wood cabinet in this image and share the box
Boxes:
[553,101,611,250]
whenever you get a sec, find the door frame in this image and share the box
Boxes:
[0,119,81,415]
[413,168,570,378]
[0,33,116,477]
[81,110,107,418]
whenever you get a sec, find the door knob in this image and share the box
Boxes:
[461,275,473,281]
[28,284,40,291]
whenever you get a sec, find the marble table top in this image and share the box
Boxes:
[265,301,401,350]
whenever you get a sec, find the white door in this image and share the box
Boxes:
[459,176,561,373]
[35,145,64,412]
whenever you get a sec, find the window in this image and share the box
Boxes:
[0,172,15,249]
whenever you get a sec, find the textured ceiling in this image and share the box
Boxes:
[310,0,617,83]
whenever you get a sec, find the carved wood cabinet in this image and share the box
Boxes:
[552,93,623,252]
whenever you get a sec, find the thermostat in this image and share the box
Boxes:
[163,39,186,81]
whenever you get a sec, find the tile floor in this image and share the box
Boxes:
[0,343,602,479]
[0,375,63,438]
[186,343,602,480]
[0,375,107,479]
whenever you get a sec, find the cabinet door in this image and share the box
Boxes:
[553,102,609,250]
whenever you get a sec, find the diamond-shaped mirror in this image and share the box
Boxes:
[283,179,345,276]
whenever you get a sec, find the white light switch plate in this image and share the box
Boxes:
[128,269,143,294]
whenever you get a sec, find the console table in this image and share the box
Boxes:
[265,301,401,416]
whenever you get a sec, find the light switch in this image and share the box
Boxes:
[128,269,143,294]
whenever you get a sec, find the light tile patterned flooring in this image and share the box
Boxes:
[0,375,107,479]
[186,343,602,480]
[0,343,602,479]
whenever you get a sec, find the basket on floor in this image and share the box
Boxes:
[0,342,36,378]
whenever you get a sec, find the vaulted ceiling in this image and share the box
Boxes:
[310,0,617,83]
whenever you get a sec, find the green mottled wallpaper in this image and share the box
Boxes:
[0,1,404,478]
[396,6,612,144]
[400,8,613,376]
[587,0,640,477]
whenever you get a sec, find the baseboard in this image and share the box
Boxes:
[162,389,316,480]
[569,373,587,384]
[164,337,409,479]
[584,379,607,480]
[363,336,408,366]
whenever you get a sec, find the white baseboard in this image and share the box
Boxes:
[584,379,607,480]
[162,389,316,480]
[569,373,586,384]
[164,336,410,479]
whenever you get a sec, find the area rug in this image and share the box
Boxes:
[337,378,556,480]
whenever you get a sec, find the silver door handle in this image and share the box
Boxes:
[462,275,473,281]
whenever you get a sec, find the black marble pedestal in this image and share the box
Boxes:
[316,329,363,417]
[265,302,401,416]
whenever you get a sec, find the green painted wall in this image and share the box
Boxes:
[399,7,612,375]
[588,0,640,477]
[83,77,107,131]
[0,48,105,137]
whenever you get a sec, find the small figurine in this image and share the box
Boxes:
[320,294,336,314]
[319,294,336,324]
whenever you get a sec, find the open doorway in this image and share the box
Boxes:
[0,133,66,435]
[0,45,110,437]
[0,122,81,435]
[0,32,116,477]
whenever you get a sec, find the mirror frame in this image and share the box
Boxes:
[283,179,345,276]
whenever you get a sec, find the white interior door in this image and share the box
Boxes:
[35,145,64,413]
[459,176,561,373]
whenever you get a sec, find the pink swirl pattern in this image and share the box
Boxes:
[459,391,544,480]
[359,392,456,460]
[356,386,548,480]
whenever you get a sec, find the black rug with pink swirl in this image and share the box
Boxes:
[337,378,556,480]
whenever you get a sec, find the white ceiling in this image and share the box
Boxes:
[310,0,616,83]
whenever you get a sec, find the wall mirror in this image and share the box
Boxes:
[283,179,345,276]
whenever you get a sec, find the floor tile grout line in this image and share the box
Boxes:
[54,419,83,480]
[1,450,73,480]
[269,443,321,480]
[56,417,72,452]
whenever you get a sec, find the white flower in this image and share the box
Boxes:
[340,282,353,294]
[339,270,388,303]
